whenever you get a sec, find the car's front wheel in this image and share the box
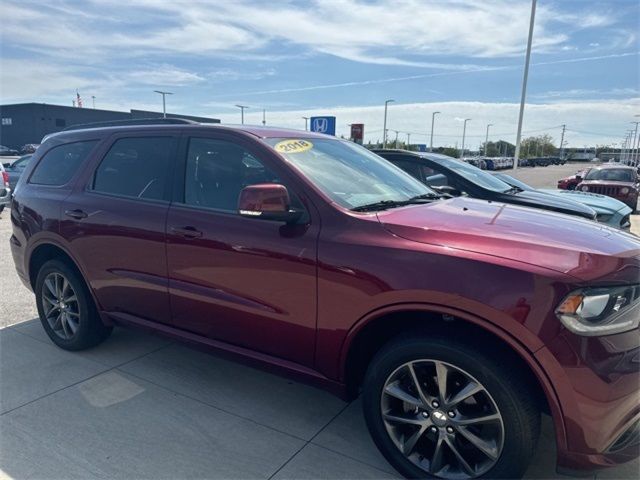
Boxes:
[35,259,112,350]
[362,334,540,479]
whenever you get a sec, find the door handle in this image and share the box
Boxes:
[64,209,88,220]
[171,226,203,239]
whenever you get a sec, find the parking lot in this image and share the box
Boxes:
[0,162,637,480]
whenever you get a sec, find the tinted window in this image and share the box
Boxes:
[92,137,176,201]
[584,168,635,182]
[185,138,282,211]
[391,159,423,182]
[30,140,97,186]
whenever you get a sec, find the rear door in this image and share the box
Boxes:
[60,132,179,325]
[165,133,319,365]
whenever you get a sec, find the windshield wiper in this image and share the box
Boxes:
[503,186,522,194]
[351,195,437,212]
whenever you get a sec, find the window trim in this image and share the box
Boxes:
[175,134,310,222]
[87,135,179,204]
[28,139,100,187]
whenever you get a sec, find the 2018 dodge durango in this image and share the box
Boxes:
[9,121,640,479]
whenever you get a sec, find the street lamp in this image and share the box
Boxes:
[235,105,249,124]
[513,0,537,169]
[460,119,471,159]
[484,123,493,156]
[154,90,173,118]
[302,116,309,131]
[383,99,395,148]
[630,120,639,165]
[407,132,411,148]
[429,111,440,152]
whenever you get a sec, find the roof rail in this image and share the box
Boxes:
[62,117,198,132]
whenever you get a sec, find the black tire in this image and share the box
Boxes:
[0,205,4,214]
[362,334,540,479]
[35,259,112,350]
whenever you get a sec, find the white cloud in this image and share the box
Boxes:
[0,0,629,67]
[208,68,277,81]
[126,65,205,86]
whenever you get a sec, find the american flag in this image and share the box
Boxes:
[76,91,83,108]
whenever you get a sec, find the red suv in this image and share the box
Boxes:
[9,121,640,479]
[577,165,639,211]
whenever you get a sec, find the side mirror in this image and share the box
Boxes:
[575,175,582,181]
[238,184,303,224]
[2,163,10,168]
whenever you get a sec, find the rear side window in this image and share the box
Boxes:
[91,137,176,201]
[29,140,98,186]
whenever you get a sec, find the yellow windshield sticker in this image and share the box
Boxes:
[274,139,313,154]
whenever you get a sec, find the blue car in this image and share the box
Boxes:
[495,173,633,230]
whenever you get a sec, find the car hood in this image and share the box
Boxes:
[538,188,631,215]
[376,197,640,282]
[509,189,596,218]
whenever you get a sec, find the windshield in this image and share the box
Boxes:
[434,157,512,192]
[584,168,635,182]
[493,173,532,191]
[266,138,436,209]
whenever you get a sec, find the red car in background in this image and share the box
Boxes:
[557,169,587,190]
[577,165,639,211]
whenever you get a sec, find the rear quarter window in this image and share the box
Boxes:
[29,140,98,186]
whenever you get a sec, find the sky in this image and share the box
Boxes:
[1,0,639,148]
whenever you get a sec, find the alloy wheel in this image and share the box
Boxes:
[381,359,505,479]
[41,272,80,340]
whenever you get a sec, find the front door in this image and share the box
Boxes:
[166,135,319,366]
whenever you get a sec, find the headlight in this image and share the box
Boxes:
[620,187,629,195]
[556,285,640,336]
[581,185,589,192]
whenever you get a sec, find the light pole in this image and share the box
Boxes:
[92,96,96,109]
[513,0,537,169]
[460,119,471,159]
[630,121,639,165]
[407,132,411,148]
[235,105,249,124]
[154,90,173,118]
[559,124,566,160]
[302,117,309,131]
[429,111,440,152]
[634,115,640,165]
[262,109,266,126]
[383,99,394,148]
[484,123,493,156]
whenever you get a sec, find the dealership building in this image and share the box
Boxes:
[0,103,220,150]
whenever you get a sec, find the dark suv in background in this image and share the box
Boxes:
[10,120,640,479]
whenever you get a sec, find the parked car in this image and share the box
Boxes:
[0,145,19,156]
[557,169,588,190]
[11,122,640,479]
[20,143,40,154]
[0,163,11,213]
[2,154,32,191]
[494,173,633,230]
[373,149,598,221]
[577,165,639,211]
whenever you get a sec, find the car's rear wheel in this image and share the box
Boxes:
[35,259,112,350]
[362,334,540,479]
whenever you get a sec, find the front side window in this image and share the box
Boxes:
[92,137,176,201]
[30,140,98,186]
[184,138,282,212]
[265,138,434,209]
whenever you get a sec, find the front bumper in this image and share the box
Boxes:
[535,329,640,473]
